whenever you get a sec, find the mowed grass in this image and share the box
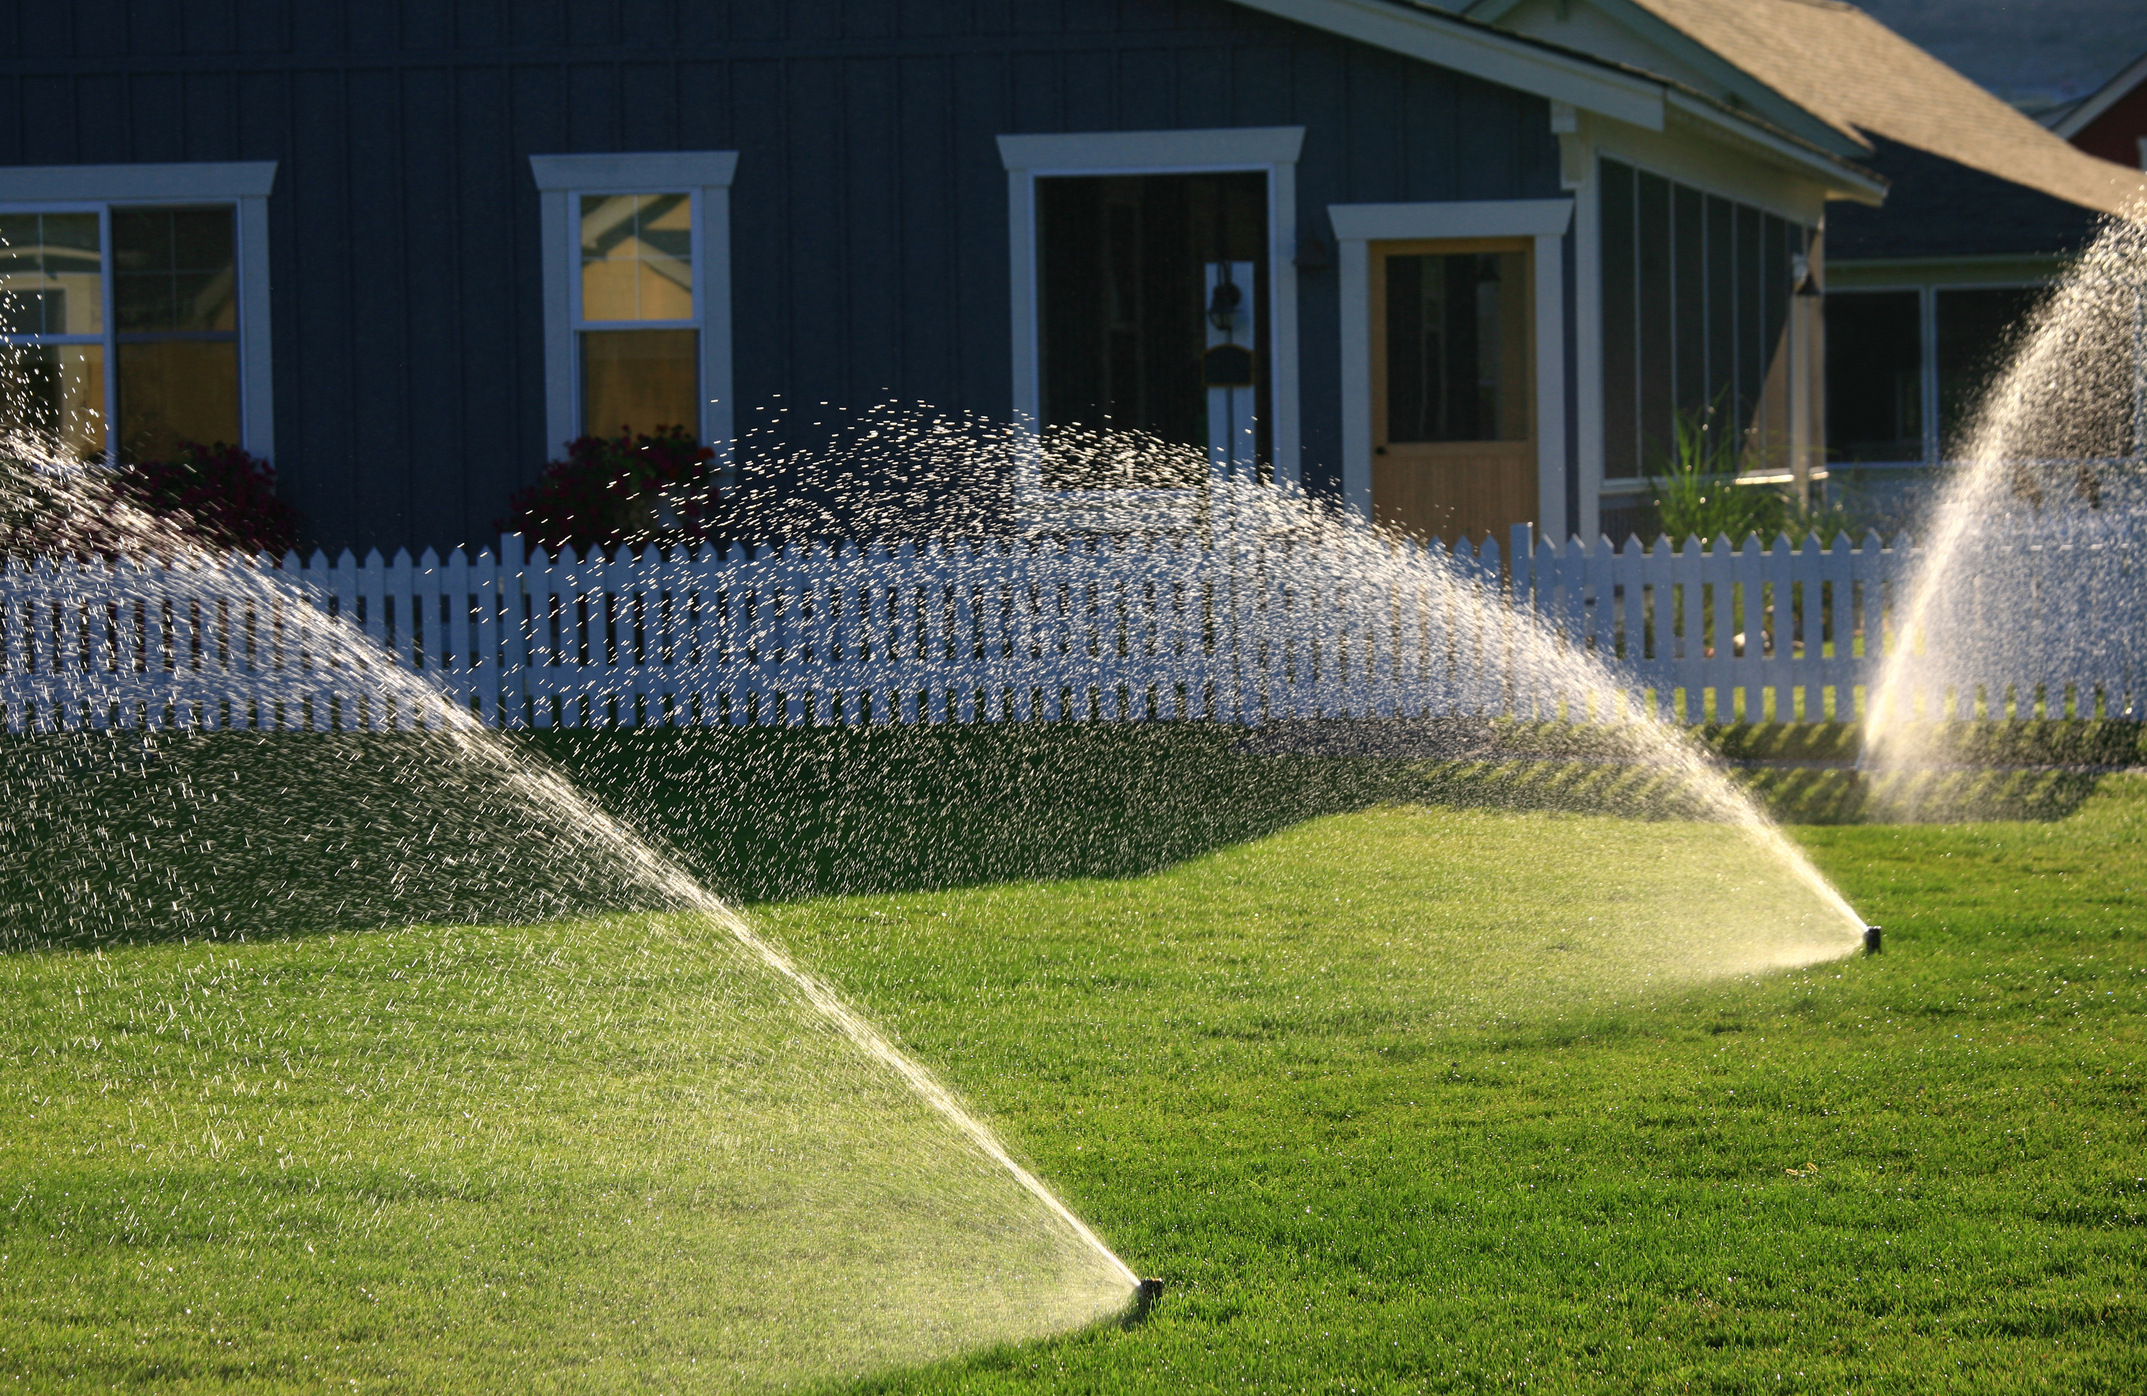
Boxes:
[749,781,2147,1393]
[1,728,2143,1392]
[0,910,1133,1393]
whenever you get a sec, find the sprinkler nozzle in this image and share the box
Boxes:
[1133,1278,1163,1314]
[1863,926,1883,956]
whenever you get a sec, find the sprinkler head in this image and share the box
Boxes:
[1863,925,1883,956]
[1133,1277,1164,1314]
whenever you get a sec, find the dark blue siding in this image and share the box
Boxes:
[0,0,1560,550]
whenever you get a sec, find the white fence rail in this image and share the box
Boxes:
[2,521,2139,733]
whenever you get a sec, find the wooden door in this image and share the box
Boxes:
[1370,238,1536,546]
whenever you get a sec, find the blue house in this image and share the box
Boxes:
[0,0,1904,554]
[1456,0,2147,526]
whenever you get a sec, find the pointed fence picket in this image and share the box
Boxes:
[3,518,2139,733]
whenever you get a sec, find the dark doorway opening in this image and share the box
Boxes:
[1036,171,1269,488]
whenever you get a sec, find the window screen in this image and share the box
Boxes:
[1598,159,1808,478]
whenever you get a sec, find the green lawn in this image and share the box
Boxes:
[2,727,2142,1392]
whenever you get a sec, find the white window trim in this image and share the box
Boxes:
[0,161,277,463]
[1328,198,1574,543]
[997,127,1305,527]
[528,152,737,467]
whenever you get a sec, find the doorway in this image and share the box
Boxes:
[1369,237,1535,545]
[1034,171,1270,488]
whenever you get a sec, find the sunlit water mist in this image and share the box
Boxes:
[0,446,1134,1388]
[1863,204,2147,777]
[706,400,1865,958]
[0,406,1868,1387]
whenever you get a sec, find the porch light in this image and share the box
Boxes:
[1208,274,1243,332]
[1792,251,1821,297]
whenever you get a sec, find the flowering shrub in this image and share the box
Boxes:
[0,439,301,559]
[117,442,302,556]
[500,425,722,559]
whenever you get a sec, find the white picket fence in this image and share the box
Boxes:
[2,519,2139,733]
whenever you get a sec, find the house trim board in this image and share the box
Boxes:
[1462,0,1866,159]
[2051,50,2147,140]
[1567,131,1606,541]
[0,162,278,201]
[1585,112,1833,228]
[1827,255,2067,286]
[528,151,739,466]
[1328,198,1574,541]
[0,160,280,463]
[1228,0,1885,202]
[1228,0,1664,130]
[1661,93,1885,205]
[997,127,1305,524]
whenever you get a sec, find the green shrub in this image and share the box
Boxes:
[1647,404,1866,550]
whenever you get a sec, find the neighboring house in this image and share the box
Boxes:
[0,1,1945,556]
[2051,50,2147,171]
[1457,0,2147,528]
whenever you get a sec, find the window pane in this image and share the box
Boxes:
[0,342,105,461]
[0,212,102,335]
[580,193,692,322]
[115,207,237,333]
[1824,290,1923,462]
[581,328,698,436]
[118,339,240,462]
[1385,251,1528,443]
[1936,286,2043,457]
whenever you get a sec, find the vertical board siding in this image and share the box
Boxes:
[0,0,1562,554]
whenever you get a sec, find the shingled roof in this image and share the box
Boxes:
[1618,0,2147,217]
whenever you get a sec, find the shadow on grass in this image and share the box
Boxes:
[0,724,1423,948]
[524,723,1420,904]
[1,719,2122,949]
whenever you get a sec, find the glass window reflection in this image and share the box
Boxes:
[0,212,103,336]
[580,193,693,323]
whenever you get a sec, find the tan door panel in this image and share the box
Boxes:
[1370,237,1537,548]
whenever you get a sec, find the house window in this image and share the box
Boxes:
[529,153,737,471]
[0,163,274,465]
[1935,286,2043,457]
[1824,290,1922,463]
[1822,282,2047,465]
[576,192,697,438]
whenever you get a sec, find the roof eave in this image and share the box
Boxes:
[1663,90,1888,205]
[2051,49,2147,140]
[1465,0,1871,159]
[1228,0,1666,129]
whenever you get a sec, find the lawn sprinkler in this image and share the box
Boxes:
[1127,1277,1164,1321]
[1863,925,1883,956]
